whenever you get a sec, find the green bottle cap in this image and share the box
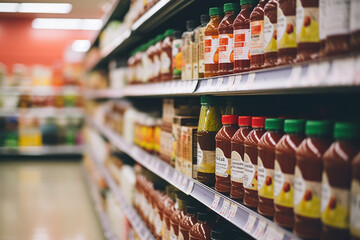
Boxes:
[164,29,174,37]
[241,0,253,5]
[265,118,284,131]
[334,122,360,140]
[224,2,239,12]
[201,96,217,105]
[209,7,221,16]
[284,119,306,134]
[305,120,333,137]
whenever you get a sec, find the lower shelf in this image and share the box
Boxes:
[0,145,83,156]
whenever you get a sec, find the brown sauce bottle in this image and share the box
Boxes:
[189,212,212,240]
[294,120,332,239]
[243,117,266,208]
[230,116,252,200]
[274,119,305,229]
[179,206,198,240]
[264,0,278,67]
[351,152,360,240]
[350,0,360,52]
[257,118,284,217]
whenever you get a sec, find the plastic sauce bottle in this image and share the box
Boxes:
[324,0,351,56]
[161,29,174,81]
[170,193,189,240]
[351,152,360,240]
[197,96,222,187]
[198,14,210,78]
[263,0,278,68]
[163,190,177,240]
[250,0,269,70]
[215,115,239,194]
[243,117,266,208]
[218,3,239,76]
[189,212,212,240]
[319,0,326,57]
[147,40,156,82]
[274,119,305,228]
[321,122,360,240]
[295,0,320,61]
[294,120,332,239]
[205,7,223,78]
[257,118,284,217]
[350,0,360,51]
[230,116,252,201]
[182,20,196,80]
[277,0,297,65]
[233,0,258,73]
[179,206,198,240]
[172,30,183,80]
[154,35,164,82]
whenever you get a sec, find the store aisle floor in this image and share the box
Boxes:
[0,160,105,240]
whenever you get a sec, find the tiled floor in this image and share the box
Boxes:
[0,160,105,240]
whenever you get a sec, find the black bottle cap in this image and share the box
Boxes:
[186,20,196,31]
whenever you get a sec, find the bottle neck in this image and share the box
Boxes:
[210,15,220,20]
[223,123,237,127]
[224,10,235,16]
[241,4,252,10]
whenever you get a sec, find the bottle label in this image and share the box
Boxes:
[197,142,215,173]
[277,7,297,49]
[258,157,274,199]
[205,35,219,64]
[161,51,171,74]
[325,0,350,36]
[178,231,185,240]
[243,153,257,190]
[351,179,360,237]
[215,147,230,177]
[321,172,350,229]
[250,20,265,55]
[294,166,321,218]
[199,27,206,73]
[154,55,161,78]
[231,150,243,183]
[234,29,251,60]
[350,0,360,32]
[264,16,277,53]
[155,211,162,236]
[274,160,294,208]
[162,221,170,240]
[192,42,199,79]
[219,33,234,64]
[170,226,177,240]
[319,0,326,40]
[172,39,182,76]
[296,1,319,43]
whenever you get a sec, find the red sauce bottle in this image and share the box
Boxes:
[263,0,278,68]
[250,0,269,70]
[189,212,212,240]
[321,122,360,240]
[257,118,284,217]
[155,191,167,240]
[294,120,332,239]
[179,206,198,240]
[274,119,305,228]
[205,7,223,78]
[161,29,174,81]
[350,0,360,51]
[233,0,258,73]
[243,117,266,208]
[351,152,360,240]
[230,116,252,200]
[215,115,239,194]
[163,190,177,240]
[218,3,239,75]
[170,193,189,240]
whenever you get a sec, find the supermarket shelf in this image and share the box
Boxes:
[85,89,124,100]
[0,86,82,96]
[0,145,83,156]
[87,141,155,240]
[87,116,301,240]
[0,107,84,117]
[83,166,119,240]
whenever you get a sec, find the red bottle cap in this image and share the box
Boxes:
[238,116,252,126]
[252,117,266,128]
[222,115,238,124]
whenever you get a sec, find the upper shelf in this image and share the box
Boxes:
[86,55,360,98]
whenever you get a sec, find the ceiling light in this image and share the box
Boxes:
[71,40,91,52]
[0,3,72,14]
[32,18,103,30]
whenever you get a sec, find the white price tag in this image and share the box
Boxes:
[219,199,230,216]
[226,75,235,91]
[226,203,238,220]
[185,180,194,195]
[244,214,257,233]
[316,61,331,85]
[287,65,302,87]
[205,78,213,92]
[180,178,188,190]
[164,166,170,178]
[328,57,355,85]
[262,225,274,240]
[215,77,224,91]
[210,194,221,210]
[233,75,242,90]
[304,63,319,86]
[172,171,178,184]
[176,174,183,187]
[355,56,360,84]
[252,219,267,239]
[244,73,255,90]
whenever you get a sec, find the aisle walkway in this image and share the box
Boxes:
[0,160,105,240]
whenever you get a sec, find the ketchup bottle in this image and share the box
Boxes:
[250,0,269,70]
[263,0,278,68]
[215,115,239,194]
[205,7,223,78]
[351,152,360,240]
[274,119,305,228]
[321,122,360,240]
[189,211,212,240]
[294,120,332,239]
[179,205,198,240]
[243,117,266,208]
[257,118,284,217]
[218,3,239,76]
[230,116,252,201]
[233,0,258,73]
[170,193,189,240]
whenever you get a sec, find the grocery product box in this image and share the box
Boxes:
[181,126,197,179]
[160,123,172,164]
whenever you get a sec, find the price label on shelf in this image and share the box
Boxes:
[215,77,224,91]
[243,214,257,233]
[180,177,188,190]
[287,65,302,87]
[172,171,178,184]
[176,174,183,187]
[164,166,170,178]
[185,180,194,195]
[226,75,235,91]
[317,61,331,85]
[205,78,213,92]
[210,194,221,210]
[219,199,230,216]
[328,57,355,85]
[252,219,267,239]
[226,203,238,220]
[244,73,255,90]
